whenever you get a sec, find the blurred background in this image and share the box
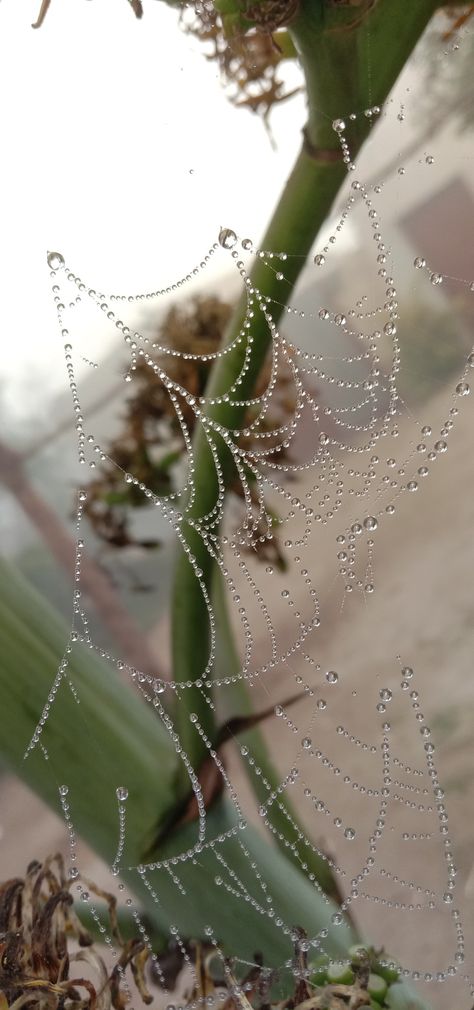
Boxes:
[1,2,474,1007]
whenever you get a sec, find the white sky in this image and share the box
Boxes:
[0,0,312,421]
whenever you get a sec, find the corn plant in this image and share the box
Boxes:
[0,2,467,1008]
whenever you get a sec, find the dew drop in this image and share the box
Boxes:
[116,786,128,802]
[363,516,378,531]
[47,251,65,270]
[218,228,237,249]
[455,381,470,396]
[326,670,339,684]
[332,119,346,133]
[302,737,312,750]
[344,827,356,840]
[414,257,425,269]
[59,785,69,797]
[314,254,326,267]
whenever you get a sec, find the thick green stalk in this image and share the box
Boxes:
[213,568,346,906]
[172,0,438,772]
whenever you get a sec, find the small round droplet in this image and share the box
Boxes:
[332,119,346,134]
[47,251,65,270]
[407,480,418,492]
[241,238,252,250]
[434,439,447,453]
[414,256,425,269]
[430,272,443,286]
[326,670,339,685]
[218,227,237,249]
[116,786,128,802]
[455,381,470,396]
[344,827,356,840]
[363,516,378,531]
[425,155,434,165]
[302,737,312,750]
[319,432,329,445]
[314,254,325,267]
[380,689,392,702]
[59,785,69,797]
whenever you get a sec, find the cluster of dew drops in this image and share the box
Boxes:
[33,99,474,1003]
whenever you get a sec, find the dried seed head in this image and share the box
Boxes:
[0,855,152,1009]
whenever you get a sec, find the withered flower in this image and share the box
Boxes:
[82,296,298,571]
[0,854,152,1009]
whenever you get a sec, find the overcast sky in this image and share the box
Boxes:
[0,0,313,423]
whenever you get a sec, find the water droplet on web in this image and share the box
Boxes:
[344,827,356,840]
[319,432,329,445]
[241,238,252,250]
[218,228,237,249]
[302,737,312,750]
[434,440,447,453]
[314,254,325,266]
[326,671,338,684]
[455,381,470,396]
[430,272,443,286]
[47,251,65,270]
[59,785,69,797]
[363,516,378,531]
[332,119,345,133]
[116,786,128,802]
[380,689,392,702]
[414,257,425,269]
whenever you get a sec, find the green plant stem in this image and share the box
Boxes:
[171,0,438,775]
[213,567,347,907]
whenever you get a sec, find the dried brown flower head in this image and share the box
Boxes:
[181,1,301,127]
[0,855,152,1010]
[82,295,297,570]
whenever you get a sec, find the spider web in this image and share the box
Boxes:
[19,24,474,1010]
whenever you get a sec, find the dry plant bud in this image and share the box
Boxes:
[0,854,152,1009]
